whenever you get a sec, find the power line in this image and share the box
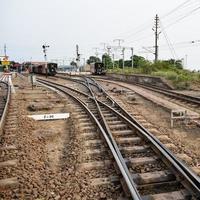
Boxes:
[122,0,196,41]
[164,6,200,29]
[159,20,178,59]
[161,0,192,18]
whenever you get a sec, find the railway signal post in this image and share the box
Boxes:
[42,44,49,78]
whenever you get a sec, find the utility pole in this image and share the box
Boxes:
[112,54,115,69]
[76,44,80,72]
[4,44,7,57]
[100,43,107,51]
[42,44,50,78]
[153,14,160,63]
[107,46,111,56]
[185,54,188,68]
[113,39,124,48]
[122,47,125,70]
[93,47,99,58]
[131,47,134,69]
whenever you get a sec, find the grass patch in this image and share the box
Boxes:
[108,65,200,90]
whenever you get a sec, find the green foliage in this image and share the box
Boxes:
[102,54,113,69]
[107,57,199,90]
[87,56,101,64]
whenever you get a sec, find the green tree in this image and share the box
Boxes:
[102,54,112,69]
[87,56,101,64]
[162,59,183,69]
[130,55,149,67]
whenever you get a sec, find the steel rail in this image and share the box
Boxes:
[37,79,142,200]
[84,77,142,199]
[94,76,200,106]
[0,81,11,136]
[98,100,200,197]
[90,77,200,197]
[56,74,101,92]
[134,82,200,106]
[38,77,200,197]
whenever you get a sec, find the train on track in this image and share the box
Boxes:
[23,62,57,76]
[90,62,106,75]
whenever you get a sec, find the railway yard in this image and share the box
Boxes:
[0,72,200,200]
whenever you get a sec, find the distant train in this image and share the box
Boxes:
[23,62,57,76]
[90,62,106,75]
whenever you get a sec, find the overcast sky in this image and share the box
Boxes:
[1,0,200,70]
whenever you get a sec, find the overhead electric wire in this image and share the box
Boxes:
[143,39,200,48]
[104,0,200,60]
[159,20,178,59]
[162,5,200,29]
[161,0,193,18]
[123,0,197,41]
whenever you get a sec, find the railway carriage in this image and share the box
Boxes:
[23,62,57,76]
[90,62,106,75]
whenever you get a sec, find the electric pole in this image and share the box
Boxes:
[93,47,99,58]
[4,44,7,57]
[76,44,80,72]
[113,39,124,48]
[42,44,50,78]
[153,14,160,63]
[107,46,111,56]
[131,47,134,69]
[122,47,125,70]
[112,54,115,69]
[100,43,107,51]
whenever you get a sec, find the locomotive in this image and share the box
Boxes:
[90,62,106,75]
[23,62,57,76]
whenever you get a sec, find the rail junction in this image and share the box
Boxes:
[0,73,200,199]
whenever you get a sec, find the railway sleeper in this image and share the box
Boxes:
[103,113,115,117]
[104,116,119,121]
[116,137,142,145]
[119,145,150,154]
[141,189,191,200]
[73,110,86,115]
[84,139,103,147]
[80,126,97,132]
[126,156,159,167]
[132,170,175,185]
[107,120,125,126]
[79,122,94,127]
[109,124,129,130]
[0,177,18,190]
[79,132,99,140]
[84,144,151,157]
[78,118,91,123]
[74,113,89,119]
[0,160,18,169]
[77,160,112,170]
[112,129,135,137]
[0,145,17,151]
[90,176,119,186]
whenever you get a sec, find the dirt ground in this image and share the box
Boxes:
[1,75,124,200]
[0,76,95,199]
[99,80,200,171]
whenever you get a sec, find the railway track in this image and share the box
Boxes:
[0,78,19,197]
[0,81,10,135]
[130,82,200,108]
[93,75,200,109]
[56,74,200,111]
[37,76,200,199]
